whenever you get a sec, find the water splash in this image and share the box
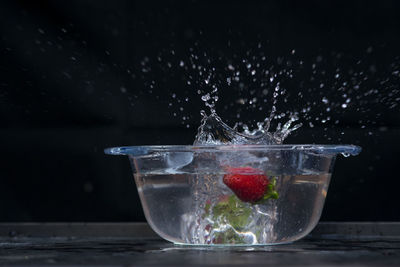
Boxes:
[137,44,400,142]
[194,57,302,146]
[194,110,302,145]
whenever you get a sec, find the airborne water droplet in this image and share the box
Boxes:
[201,93,210,102]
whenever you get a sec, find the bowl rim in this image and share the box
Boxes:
[104,144,361,157]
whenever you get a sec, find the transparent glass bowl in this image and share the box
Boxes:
[105,144,361,246]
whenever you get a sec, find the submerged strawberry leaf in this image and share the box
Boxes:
[212,195,251,230]
[257,177,279,203]
[205,195,252,244]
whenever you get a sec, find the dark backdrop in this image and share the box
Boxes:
[0,0,399,222]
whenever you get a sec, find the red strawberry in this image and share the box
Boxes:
[223,167,269,203]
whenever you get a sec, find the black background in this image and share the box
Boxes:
[0,0,399,222]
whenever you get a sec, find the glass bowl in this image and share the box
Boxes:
[105,144,361,246]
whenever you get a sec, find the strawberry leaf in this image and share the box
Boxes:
[205,195,252,244]
[256,177,279,204]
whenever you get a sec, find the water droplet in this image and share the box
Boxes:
[322,97,329,104]
[201,93,210,102]
[341,103,348,108]
[236,98,246,105]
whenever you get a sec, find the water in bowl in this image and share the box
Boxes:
[135,170,330,245]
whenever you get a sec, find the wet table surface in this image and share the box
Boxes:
[0,222,399,266]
